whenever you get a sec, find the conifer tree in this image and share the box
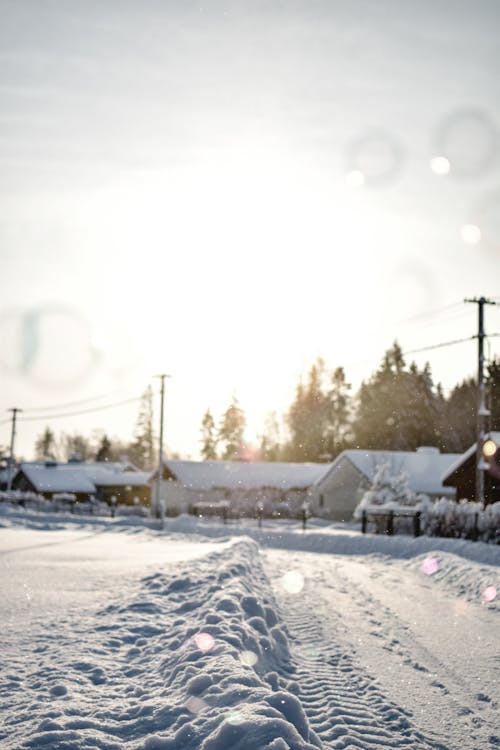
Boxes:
[284,358,350,461]
[34,427,58,460]
[353,342,440,450]
[218,397,246,461]
[95,434,113,462]
[326,366,352,457]
[200,409,218,460]
[439,377,476,452]
[129,386,155,469]
[259,411,282,461]
[61,432,92,461]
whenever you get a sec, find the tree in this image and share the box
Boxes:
[259,411,283,461]
[326,366,352,458]
[283,358,353,462]
[439,377,476,452]
[61,432,92,461]
[353,342,440,451]
[284,359,329,461]
[95,434,113,462]
[218,397,246,461]
[200,409,218,460]
[34,426,58,460]
[128,386,156,469]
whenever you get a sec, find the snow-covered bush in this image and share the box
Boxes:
[425,498,500,542]
[353,461,421,520]
[353,461,499,542]
[0,490,46,507]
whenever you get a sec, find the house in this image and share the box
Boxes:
[150,459,330,516]
[12,460,151,505]
[309,446,461,521]
[441,431,500,504]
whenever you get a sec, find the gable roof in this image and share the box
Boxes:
[315,447,461,496]
[18,463,97,494]
[15,461,150,494]
[159,460,330,492]
[442,431,500,485]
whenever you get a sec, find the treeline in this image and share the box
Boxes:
[200,342,500,463]
[34,386,158,470]
[32,342,500,468]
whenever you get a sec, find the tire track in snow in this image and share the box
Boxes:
[265,553,450,750]
[324,557,500,749]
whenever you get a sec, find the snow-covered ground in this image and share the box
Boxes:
[0,505,498,750]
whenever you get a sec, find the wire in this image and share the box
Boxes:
[18,396,142,423]
[23,390,135,413]
[396,301,463,325]
[402,335,476,356]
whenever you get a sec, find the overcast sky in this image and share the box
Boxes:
[1,0,500,460]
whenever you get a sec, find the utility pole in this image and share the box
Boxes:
[465,297,497,504]
[7,407,22,493]
[154,374,170,522]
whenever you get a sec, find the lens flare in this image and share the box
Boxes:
[185,696,208,714]
[240,650,258,667]
[433,108,499,178]
[482,586,497,603]
[194,632,215,652]
[420,556,440,576]
[345,130,404,186]
[430,156,451,175]
[482,440,497,458]
[461,224,481,245]
[280,571,304,594]
[225,710,244,725]
[345,170,365,188]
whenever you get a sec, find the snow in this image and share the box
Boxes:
[318,449,460,497]
[1,504,499,750]
[159,460,329,491]
[16,461,151,494]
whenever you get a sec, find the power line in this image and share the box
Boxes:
[23,390,130,413]
[402,334,476,356]
[396,300,464,325]
[347,331,499,374]
[403,332,499,358]
[18,396,142,422]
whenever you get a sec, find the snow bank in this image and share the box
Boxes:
[2,538,321,750]
[2,502,499,568]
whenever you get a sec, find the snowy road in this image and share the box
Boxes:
[265,550,499,750]
[0,515,498,749]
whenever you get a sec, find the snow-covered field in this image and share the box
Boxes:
[1,506,498,750]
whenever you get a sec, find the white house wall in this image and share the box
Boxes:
[311,458,369,520]
[150,479,311,516]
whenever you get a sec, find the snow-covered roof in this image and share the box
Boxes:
[441,431,500,483]
[17,461,150,493]
[160,460,330,491]
[62,464,150,487]
[315,447,461,495]
[18,463,97,494]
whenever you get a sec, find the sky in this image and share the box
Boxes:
[1,0,500,461]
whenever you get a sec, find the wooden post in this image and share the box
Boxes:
[361,510,367,534]
[472,512,479,542]
[386,511,394,536]
[413,511,421,538]
[257,507,263,528]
